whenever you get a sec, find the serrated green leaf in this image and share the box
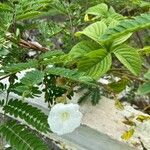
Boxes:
[69,41,100,59]
[78,49,112,79]
[112,33,132,47]
[113,45,141,76]
[85,3,108,17]
[101,13,150,42]
[75,21,107,44]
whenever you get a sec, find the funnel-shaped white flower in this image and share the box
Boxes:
[48,103,82,135]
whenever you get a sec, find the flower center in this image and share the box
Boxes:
[61,112,70,121]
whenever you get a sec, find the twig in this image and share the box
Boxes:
[19,39,49,52]
[112,71,145,83]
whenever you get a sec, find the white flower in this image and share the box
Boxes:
[48,103,83,135]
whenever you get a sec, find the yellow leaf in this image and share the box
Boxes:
[122,120,136,126]
[115,99,124,110]
[136,115,150,122]
[84,14,90,22]
[84,14,95,22]
[121,129,134,141]
[56,96,67,103]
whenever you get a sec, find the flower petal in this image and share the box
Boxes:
[48,103,82,135]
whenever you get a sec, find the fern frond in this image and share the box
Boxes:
[39,50,64,59]
[20,70,44,86]
[78,91,91,104]
[0,3,13,12]
[45,67,96,86]
[0,121,49,150]
[101,13,150,42]
[1,60,38,75]
[78,87,100,105]
[16,11,42,21]
[3,99,49,133]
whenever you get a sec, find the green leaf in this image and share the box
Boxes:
[138,82,150,95]
[85,3,108,17]
[0,121,49,150]
[101,13,150,42]
[108,79,128,93]
[75,21,107,44]
[112,33,132,47]
[78,49,112,79]
[20,70,44,86]
[113,45,141,76]
[69,40,100,58]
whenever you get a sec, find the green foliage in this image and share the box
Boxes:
[85,3,111,17]
[45,67,96,85]
[69,40,100,59]
[1,60,38,75]
[101,13,150,42]
[113,45,141,76]
[0,121,49,150]
[78,86,101,105]
[2,99,49,133]
[78,49,112,79]
[108,78,129,94]
[43,75,68,104]
[76,21,107,44]
[0,0,149,148]
[20,70,44,86]
[84,3,122,22]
